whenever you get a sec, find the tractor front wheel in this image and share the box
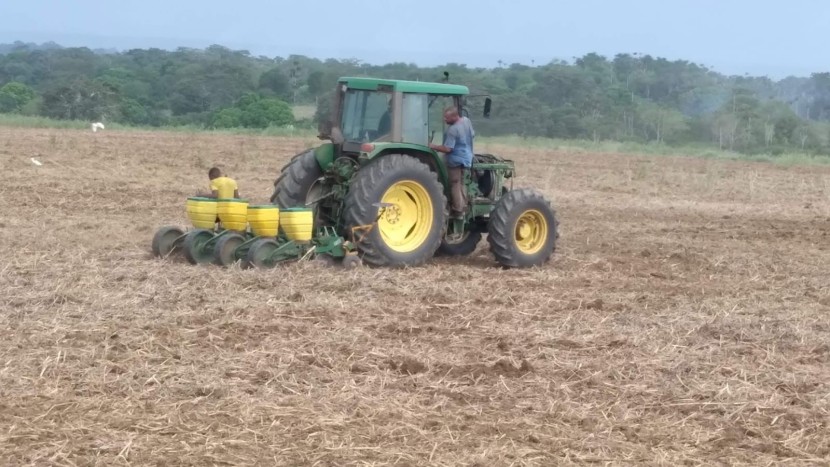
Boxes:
[487,188,558,268]
[343,154,447,267]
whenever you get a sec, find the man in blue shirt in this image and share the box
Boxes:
[429,106,475,218]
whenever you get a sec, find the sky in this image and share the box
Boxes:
[1,0,829,79]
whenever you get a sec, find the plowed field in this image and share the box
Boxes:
[2,128,829,465]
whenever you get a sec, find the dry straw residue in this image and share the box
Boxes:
[1,128,829,465]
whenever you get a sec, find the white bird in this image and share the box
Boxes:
[30,158,42,166]
[91,122,105,132]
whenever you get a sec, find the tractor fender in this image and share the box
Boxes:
[313,143,336,171]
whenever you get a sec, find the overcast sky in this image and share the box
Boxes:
[1,0,828,79]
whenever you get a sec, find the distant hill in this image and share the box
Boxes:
[0,41,117,55]
[0,41,63,54]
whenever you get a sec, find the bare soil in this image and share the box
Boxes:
[1,127,829,465]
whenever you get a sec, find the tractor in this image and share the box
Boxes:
[269,76,558,268]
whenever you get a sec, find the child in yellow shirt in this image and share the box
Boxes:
[199,167,239,199]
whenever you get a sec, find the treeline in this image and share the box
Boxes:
[2,41,830,155]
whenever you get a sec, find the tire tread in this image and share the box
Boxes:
[487,188,558,268]
[342,154,446,267]
[270,149,322,207]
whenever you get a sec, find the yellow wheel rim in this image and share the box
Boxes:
[378,180,433,253]
[515,209,548,254]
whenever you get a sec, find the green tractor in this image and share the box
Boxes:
[270,76,558,268]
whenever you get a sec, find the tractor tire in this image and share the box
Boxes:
[270,149,323,209]
[343,154,447,267]
[487,188,558,268]
[437,229,482,256]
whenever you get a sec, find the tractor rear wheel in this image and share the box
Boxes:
[487,188,558,268]
[343,154,446,267]
[270,149,324,210]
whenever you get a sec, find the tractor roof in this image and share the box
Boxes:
[337,76,469,95]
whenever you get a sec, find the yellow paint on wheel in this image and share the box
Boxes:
[378,180,433,253]
[514,209,548,255]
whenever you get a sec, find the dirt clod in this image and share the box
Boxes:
[491,358,533,376]
[397,357,427,375]
[586,299,604,310]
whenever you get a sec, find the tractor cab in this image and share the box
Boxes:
[321,77,489,154]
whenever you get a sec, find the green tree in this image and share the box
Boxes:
[119,98,150,125]
[306,70,326,97]
[807,72,830,120]
[637,100,688,144]
[759,100,800,146]
[40,79,120,120]
[240,97,293,128]
[718,88,762,151]
[169,76,210,115]
[210,107,243,128]
[259,67,290,100]
[546,105,585,139]
[0,81,36,112]
[710,113,740,150]
[210,93,293,129]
